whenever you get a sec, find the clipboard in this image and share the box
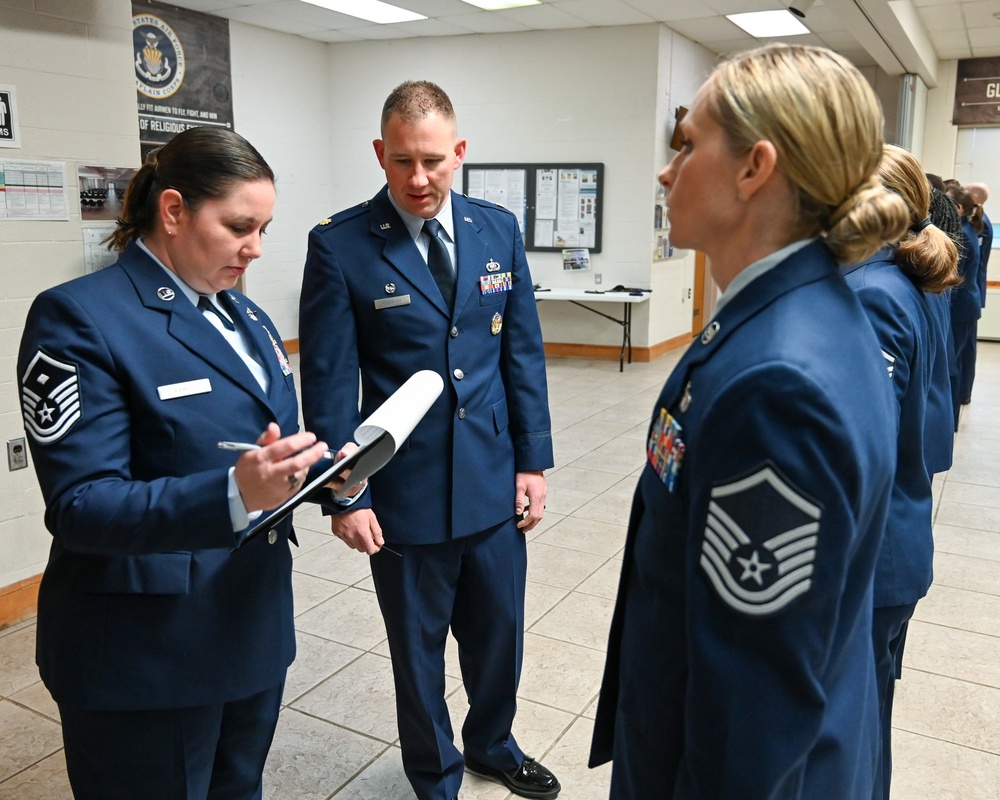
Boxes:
[241,369,444,545]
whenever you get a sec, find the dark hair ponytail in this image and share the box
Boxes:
[106,127,274,252]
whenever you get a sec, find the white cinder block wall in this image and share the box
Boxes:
[228,20,334,340]
[0,0,138,592]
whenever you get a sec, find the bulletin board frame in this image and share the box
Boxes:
[462,162,603,253]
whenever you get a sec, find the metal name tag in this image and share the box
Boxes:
[374,295,411,310]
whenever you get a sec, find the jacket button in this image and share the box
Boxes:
[267,529,277,544]
[458,407,467,419]
[454,368,465,380]
[450,326,459,338]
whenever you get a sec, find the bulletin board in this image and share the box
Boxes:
[462,162,603,253]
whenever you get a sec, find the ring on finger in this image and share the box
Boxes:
[288,473,300,489]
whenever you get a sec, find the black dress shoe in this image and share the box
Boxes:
[464,754,560,799]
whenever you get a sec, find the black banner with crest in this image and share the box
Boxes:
[131,0,235,160]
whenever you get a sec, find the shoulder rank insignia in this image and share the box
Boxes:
[21,351,82,445]
[700,463,821,616]
[319,217,331,226]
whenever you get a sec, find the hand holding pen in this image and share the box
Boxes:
[226,423,328,513]
[220,433,370,505]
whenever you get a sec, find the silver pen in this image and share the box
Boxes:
[217,441,261,452]
[217,441,337,460]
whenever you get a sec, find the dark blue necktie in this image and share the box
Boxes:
[198,295,235,331]
[423,218,455,307]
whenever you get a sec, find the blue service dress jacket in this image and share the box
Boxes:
[952,219,983,323]
[18,243,300,711]
[299,187,553,543]
[589,241,897,799]
[844,246,936,609]
[978,211,992,308]
[923,289,955,474]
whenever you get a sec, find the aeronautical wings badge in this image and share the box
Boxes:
[21,350,82,445]
[699,462,821,616]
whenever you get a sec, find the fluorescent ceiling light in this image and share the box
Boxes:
[301,0,427,24]
[726,10,809,37]
[458,0,542,9]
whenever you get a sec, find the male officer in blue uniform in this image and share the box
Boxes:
[299,80,559,800]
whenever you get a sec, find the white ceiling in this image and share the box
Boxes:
[158,0,1000,87]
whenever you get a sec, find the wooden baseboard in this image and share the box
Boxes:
[0,575,41,630]
[284,338,299,354]
[543,331,692,363]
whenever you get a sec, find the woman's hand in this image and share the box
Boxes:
[234,422,328,512]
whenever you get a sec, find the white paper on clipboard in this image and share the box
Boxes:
[242,369,444,544]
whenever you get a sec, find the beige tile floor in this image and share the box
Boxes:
[2,343,1000,799]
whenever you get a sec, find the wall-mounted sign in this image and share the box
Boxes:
[0,85,21,148]
[954,57,1000,126]
[131,0,234,160]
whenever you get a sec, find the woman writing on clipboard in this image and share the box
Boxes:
[17,126,355,800]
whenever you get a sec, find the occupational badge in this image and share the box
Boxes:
[485,259,501,273]
[700,462,821,616]
[21,350,82,445]
[491,312,502,335]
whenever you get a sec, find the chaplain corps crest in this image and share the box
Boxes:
[132,14,185,99]
[700,463,821,616]
[21,351,82,445]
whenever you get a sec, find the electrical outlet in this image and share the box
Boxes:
[7,438,27,471]
[595,273,602,285]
